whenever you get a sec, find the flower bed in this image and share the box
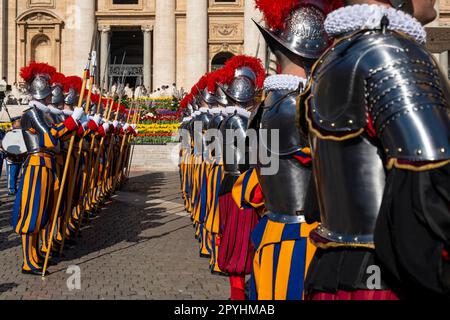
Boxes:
[134,122,180,145]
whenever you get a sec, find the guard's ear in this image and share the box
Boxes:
[389,0,414,14]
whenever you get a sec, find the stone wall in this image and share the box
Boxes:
[129,143,180,173]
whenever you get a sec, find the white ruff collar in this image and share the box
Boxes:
[325,4,427,44]
[63,109,73,117]
[30,100,49,113]
[264,75,307,92]
[48,105,63,115]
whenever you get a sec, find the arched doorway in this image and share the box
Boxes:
[211,52,234,71]
[31,35,52,64]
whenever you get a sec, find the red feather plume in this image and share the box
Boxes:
[222,55,266,89]
[255,0,343,30]
[63,76,83,93]
[50,72,66,86]
[255,0,301,30]
[207,68,228,92]
[90,93,100,105]
[20,61,57,82]
[180,93,193,109]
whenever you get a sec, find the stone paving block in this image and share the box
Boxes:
[0,169,228,300]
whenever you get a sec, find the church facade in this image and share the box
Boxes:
[0,0,448,92]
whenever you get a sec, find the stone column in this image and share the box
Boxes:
[244,0,267,66]
[185,0,208,88]
[153,0,176,90]
[0,0,6,79]
[69,0,95,76]
[99,25,111,90]
[142,25,153,90]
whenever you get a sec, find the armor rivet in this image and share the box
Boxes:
[348,120,354,124]
[398,148,403,153]
[305,43,310,48]
[385,148,389,153]
[441,148,446,153]
[316,44,319,48]
[354,237,358,242]
[331,123,336,127]
[328,233,332,237]
[319,120,323,123]
[417,149,422,155]
[338,236,343,240]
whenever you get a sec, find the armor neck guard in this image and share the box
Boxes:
[225,106,251,119]
[325,4,426,45]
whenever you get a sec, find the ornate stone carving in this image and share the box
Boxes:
[212,23,238,37]
[209,18,244,42]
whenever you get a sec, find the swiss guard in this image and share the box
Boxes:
[216,55,265,300]
[301,0,450,299]
[12,62,84,275]
[245,0,340,301]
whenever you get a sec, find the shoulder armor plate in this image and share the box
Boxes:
[310,30,450,161]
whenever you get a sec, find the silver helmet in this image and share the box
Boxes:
[51,84,65,105]
[389,0,413,14]
[218,67,257,104]
[200,88,217,106]
[215,85,229,107]
[29,74,52,101]
[64,88,79,106]
[254,5,329,59]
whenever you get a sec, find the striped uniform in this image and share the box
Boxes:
[12,116,77,271]
[250,217,317,300]
[205,162,224,274]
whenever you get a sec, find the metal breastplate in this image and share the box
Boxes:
[191,115,204,156]
[208,113,226,159]
[220,113,248,176]
[257,90,311,216]
[257,157,311,216]
[22,130,41,154]
[200,112,213,159]
[260,90,304,155]
[310,134,386,245]
[21,107,56,155]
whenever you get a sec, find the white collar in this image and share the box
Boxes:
[30,100,49,113]
[63,109,73,116]
[225,106,251,119]
[199,107,210,114]
[325,4,427,44]
[48,105,63,115]
[264,74,307,92]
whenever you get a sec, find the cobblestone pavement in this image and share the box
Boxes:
[0,168,229,300]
